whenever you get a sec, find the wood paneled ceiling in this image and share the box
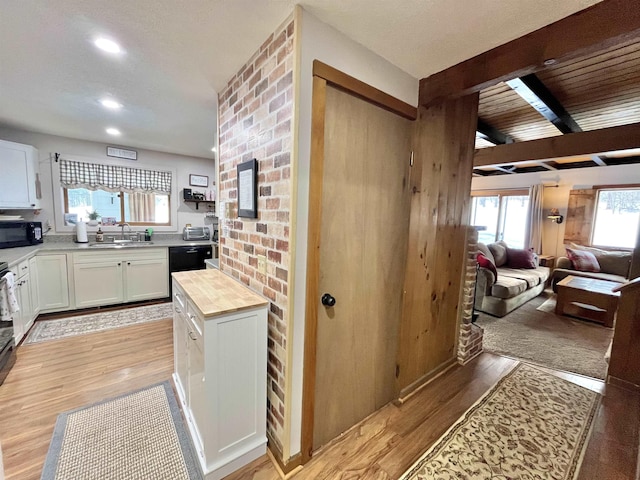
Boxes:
[474,36,640,176]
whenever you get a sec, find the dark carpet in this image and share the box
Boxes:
[476,290,613,380]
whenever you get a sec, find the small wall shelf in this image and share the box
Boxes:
[184,199,215,210]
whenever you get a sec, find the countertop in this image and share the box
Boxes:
[172,269,268,318]
[1,239,217,267]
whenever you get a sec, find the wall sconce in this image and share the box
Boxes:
[548,208,564,224]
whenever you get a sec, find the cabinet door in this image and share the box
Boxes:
[12,275,33,343]
[29,257,41,318]
[73,261,124,308]
[37,255,70,311]
[124,258,169,302]
[20,274,34,335]
[0,142,38,208]
[187,312,206,450]
[173,296,189,404]
[12,281,26,343]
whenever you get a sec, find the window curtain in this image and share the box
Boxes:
[59,159,171,194]
[129,192,156,222]
[525,184,544,253]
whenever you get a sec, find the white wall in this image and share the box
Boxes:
[287,7,419,458]
[0,127,216,235]
[471,164,640,256]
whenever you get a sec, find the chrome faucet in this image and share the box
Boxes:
[119,223,131,240]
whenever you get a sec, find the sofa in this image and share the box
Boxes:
[550,243,631,292]
[475,241,550,317]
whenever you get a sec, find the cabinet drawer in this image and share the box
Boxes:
[186,301,204,337]
[173,281,187,311]
[17,259,30,278]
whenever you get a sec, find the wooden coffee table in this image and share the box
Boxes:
[555,275,622,327]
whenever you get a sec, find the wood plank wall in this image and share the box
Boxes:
[396,93,479,395]
[564,189,597,246]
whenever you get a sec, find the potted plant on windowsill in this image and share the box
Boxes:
[87,209,100,226]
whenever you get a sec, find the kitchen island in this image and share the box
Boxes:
[171,269,268,480]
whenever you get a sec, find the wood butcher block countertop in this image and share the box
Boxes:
[172,269,268,317]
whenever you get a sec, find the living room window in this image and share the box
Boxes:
[591,187,640,248]
[471,190,530,248]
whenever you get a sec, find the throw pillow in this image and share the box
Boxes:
[477,252,498,279]
[477,243,495,265]
[506,248,537,269]
[568,242,630,277]
[488,242,507,267]
[566,248,601,273]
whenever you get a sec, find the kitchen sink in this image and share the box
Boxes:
[88,242,155,248]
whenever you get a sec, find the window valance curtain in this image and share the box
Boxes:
[59,159,171,194]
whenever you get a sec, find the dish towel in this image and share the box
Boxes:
[0,272,20,321]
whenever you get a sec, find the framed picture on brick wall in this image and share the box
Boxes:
[237,158,258,218]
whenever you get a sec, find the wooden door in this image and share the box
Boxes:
[312,85,412,449]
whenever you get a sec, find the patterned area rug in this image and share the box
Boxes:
[41,381,202,480]
[25,303,173,344]
[399,364,600,480]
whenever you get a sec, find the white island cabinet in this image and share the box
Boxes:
[172,269,268,480]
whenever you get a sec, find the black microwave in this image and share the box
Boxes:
[0,221,43,249]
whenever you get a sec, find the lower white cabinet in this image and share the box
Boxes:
[36,254,70,312]
[172,271,268,480]
[173,289,190,404]
[74,261,124,309]
[10,258,36,343]
[28,257,40,319]
[73,248,168,308]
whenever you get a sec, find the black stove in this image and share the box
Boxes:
[0,261,16,386]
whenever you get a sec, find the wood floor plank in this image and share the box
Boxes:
[1,317,637,480]
[0,319,174,480]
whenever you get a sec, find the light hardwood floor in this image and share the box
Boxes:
[0,319,637,479]
[0,319,173,480]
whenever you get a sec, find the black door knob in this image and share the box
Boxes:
[321,293,336,307]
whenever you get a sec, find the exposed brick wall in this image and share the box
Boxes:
[458,227,484,364]
[217,16,295,453]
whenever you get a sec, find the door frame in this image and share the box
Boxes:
[299,61,417,462]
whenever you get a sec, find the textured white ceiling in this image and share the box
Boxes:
[0,0,601,159]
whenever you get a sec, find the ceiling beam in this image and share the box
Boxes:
[506,74,582,134]
[476,119,514,145]
[493,166,517,174]
[474,122,640,167]
[537,161,557,171]
[419,0,640,106]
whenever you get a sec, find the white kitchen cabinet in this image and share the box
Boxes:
[124,257,169,302]
[36,254,70,312]
[73,248,168,308]
[172,270,268,480]
[10,259,35,344]
[173,286,189,404]
[0,139,40,209]
[28,257,40,319]
[74,261,124,309]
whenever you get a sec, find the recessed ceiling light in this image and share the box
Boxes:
[100,99,123,110]
[106,128,121,136]
[543,58,557,66]
[94,37,122,54]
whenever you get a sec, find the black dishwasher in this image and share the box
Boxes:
[168,245,213,295]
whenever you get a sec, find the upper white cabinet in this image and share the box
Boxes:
[0,139,40,209]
